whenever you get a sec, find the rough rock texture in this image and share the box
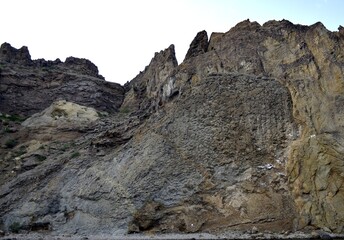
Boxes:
[184,30,209,61]
[21,100,100,128]
[0,43,31,65]
[0,43,125,117]
[121,44,178,115]
[1,19,344,236]
[126,72,296,233]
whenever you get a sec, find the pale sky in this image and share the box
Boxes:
[1,0,343,85]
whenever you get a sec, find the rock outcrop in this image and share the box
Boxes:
[0,43,32,65]
[21,100,100,128]
[184,30,209,61]
[0,43,125,117]
[1,19,344,237]
[121,44,178,115]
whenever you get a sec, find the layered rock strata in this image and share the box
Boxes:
[0,43,124,117]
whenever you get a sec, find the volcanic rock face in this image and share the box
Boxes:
[0,43,125,117]
[121,44,178,115]
[184,30,209,61]
[1,19,344,235]
[126,72,296,233]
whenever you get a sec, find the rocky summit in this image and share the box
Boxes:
[1,19,344,238]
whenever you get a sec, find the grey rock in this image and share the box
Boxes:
[0,44,124,116]
[0,42,32,65]
[121,44,178,114]
[1,19,344,236]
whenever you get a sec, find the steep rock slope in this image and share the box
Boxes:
[125,72,296,233]
[121,44,178,115]
[121,19,344,233]
[1,19,344,236]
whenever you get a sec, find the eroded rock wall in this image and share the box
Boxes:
[185,19,344,233]
[122,19,344,233]
[1,19,344,235]
[0,43,125,116]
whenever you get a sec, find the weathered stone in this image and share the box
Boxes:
[0,44,124,117]
[64,56,104,79]
[121,44,178,114]
[121,72,296,233]
[0,42,32,65]
[22,100,100,128]
[1,19,344,236]
[184,30,208,61]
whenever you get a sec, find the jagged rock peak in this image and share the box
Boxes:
[151,44,178,67]
[128,44,178,88]
[184,30,209,61]
[339,25,344,36]
[121,44,179,113]
[0,42,32,65]
[0,42,104,79]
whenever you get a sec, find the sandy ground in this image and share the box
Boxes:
[1,231,344,240]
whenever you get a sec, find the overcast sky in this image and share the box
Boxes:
[1,0,343,85]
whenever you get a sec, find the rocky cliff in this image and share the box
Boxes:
[0,43,124,117]
[1,19,344,237]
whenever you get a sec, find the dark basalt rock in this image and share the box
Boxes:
[0,43,124,117]
[0,42,32,65]
[184,30,209,61]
